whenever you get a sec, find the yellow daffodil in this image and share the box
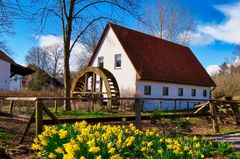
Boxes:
[89,146,100,153]
[55,147,64,154]
[147,141,153,147]
[108,148,115,154]
[41,139,48,146]
[195,143,201,148]
[158,149,163,154]
[48,152,56,159]
[141,147,146,152]
[184,146,189,151]
[96,156,102,159]
[193,136,198,141]
[110,154,123,159]
[159,138,164,143]
[32,143,43,151]
[87,139,95,147]
[59,129,68,139]
[189,150,193,155]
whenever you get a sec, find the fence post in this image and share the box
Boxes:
[135,99,142,130]
[209,101,219,133]
[230,103,240,126]
[54,100,57,114]
[9,100,13,115]
[0,99,2,112]
[35,100,43,137]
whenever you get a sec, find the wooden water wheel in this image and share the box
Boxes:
[71,67,120,106]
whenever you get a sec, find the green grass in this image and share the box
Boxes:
[55,110,112,118]
[0,131,12,140]
[219,129,240,135]
[229,151,240,159]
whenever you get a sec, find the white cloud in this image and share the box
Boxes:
[187,31,215,46]
[206,65,221,75]
[197,2,240,44]
[36,35,86,71]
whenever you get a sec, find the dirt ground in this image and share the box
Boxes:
[0,117,240,159]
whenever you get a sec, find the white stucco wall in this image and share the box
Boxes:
[10,75,23,90]
[136,80,211,111]
[90,27,212,111]
[0,59,10,90]
[91,27,137,95]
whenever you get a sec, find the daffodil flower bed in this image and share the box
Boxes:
[32,121,215,159]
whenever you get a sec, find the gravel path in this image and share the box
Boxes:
[210,133,240,151]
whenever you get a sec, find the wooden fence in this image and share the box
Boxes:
[0,96,240,144]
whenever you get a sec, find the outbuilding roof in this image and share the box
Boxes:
[89,23,215,87]
[0,50,15,63]
[0,50,35,76]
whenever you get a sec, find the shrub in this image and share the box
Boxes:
[32,121,215,159]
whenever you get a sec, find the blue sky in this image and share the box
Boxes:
[4,0,240,74]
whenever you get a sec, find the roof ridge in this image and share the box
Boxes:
[108,22,190,49]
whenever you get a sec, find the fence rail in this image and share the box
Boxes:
[0,96,240,144]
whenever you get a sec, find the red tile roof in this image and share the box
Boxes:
[89,23,215,87]
[0,50,15,63]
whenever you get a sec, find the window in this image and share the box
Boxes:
[203,90,207,97]
[98,56,104,68]
[192,89,196,97]
[178,88,183,96]
[163,87,169,96]
[114,54,122,68]
[144,85,151,95]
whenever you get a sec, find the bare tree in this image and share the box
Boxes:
[25,47,49,71]
[75,25,100,70]
[0,0,24,52]
[44,44,64,78]
[213,71,240,98]
[31,0,141,110]
[143,0,196,45]
[233,44,240,56]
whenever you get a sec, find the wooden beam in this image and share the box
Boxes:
[84,73,88,92]
[9,100,13,115]
[5,97,37,101]
[54,100,57,114]
[209,101,220,133]
[35,100,43,137]
[42,104,59,123]
[135,99,142,130]
[19,109,35,144]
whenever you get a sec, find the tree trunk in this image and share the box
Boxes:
[62,0,75,111]
[63,49,71,111]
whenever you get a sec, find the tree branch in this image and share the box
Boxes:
[69,16,110,53]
